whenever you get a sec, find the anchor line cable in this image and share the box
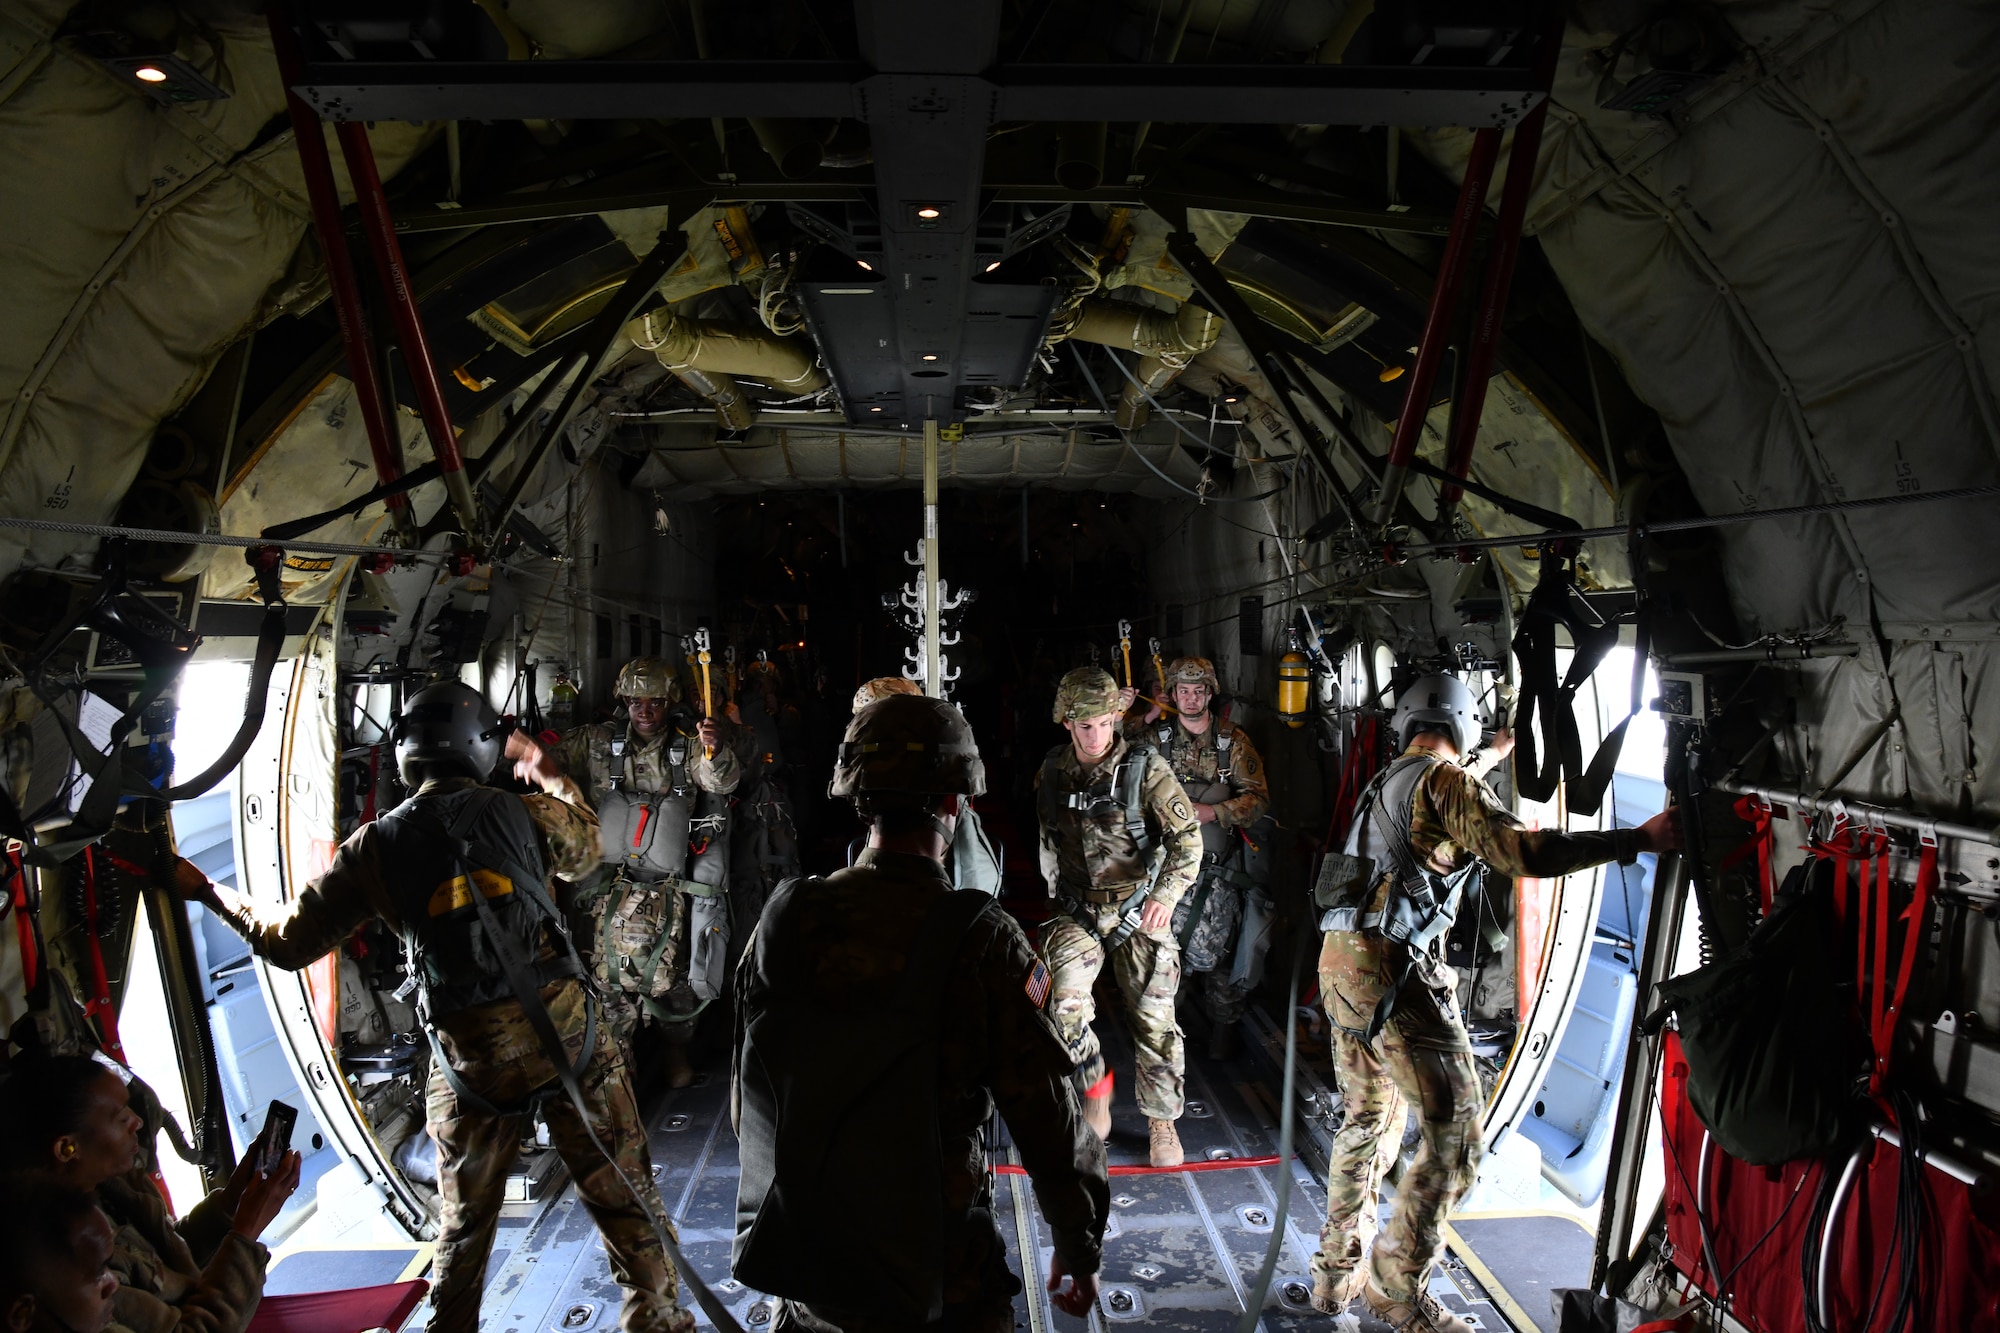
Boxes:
[1390,480,2000,557]
[0,514,453,561]
[1235,921,1311,1333]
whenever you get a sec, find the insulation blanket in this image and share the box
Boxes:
[1421,0,2000,817]
[0,3,431,583]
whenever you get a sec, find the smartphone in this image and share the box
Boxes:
[251,1100,297,1175]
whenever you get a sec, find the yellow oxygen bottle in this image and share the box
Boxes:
[1277,627,1310,728]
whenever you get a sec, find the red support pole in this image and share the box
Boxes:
[1437,24,1564,523]
[333,120,484,538]
[264,12,413,533]
[1369,124,1503,524]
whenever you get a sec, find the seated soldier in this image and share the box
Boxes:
[0,1053,297,1333]
[0,1183,120,1333]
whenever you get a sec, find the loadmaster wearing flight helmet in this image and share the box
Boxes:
[1035,666,1202,1169]
[1130,654,1275,1060]
[560,656,739,1088]
[172,680,694,1333]
[1310,673,1681,1331]
[732,693,1108,1331]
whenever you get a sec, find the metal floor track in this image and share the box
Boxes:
[475,1017,1520,1333]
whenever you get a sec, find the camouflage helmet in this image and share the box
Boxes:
[614,657,683,703]
[1164,655,1219,692]
[1052,666,1124,723]
[830,694,986,802]
[851,675,920,714]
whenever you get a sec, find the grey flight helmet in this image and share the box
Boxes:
[394,680,507,786]
[1390,673,1488,755]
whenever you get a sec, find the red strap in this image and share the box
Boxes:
[994,1154,1280,1178]
[1083,1071,1114,1099]
[79,849,128,1064]
[1866,835,1891,1070]
[5,846,34,993]
[1719,795,1776,916]
[632,803,651,849]
[1873,836,1938,1093]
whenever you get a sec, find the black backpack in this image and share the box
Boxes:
[1640,860,1867,1165]
[733,880,994,1322]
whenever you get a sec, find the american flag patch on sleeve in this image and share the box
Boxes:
[1024,960,1052,1009]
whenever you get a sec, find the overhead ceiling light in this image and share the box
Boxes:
[916,206,942,219]
[870,406,884,413]
[984,261,1001,273]
[1223,395,1238,403]
[1378,365,1406,383]
[921,354,939,362]
[133,65,168,82]
[856,259,873,271]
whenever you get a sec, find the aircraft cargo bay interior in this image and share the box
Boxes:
[1,5,1996,1333]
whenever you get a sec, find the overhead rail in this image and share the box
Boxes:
[1659,642,1861,667]
[288,59,1547,128]
[1711,778,1999,848]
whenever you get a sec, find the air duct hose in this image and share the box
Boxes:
[628,312,828,430]
[1064,300,1222,428]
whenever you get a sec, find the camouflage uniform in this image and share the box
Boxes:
[1314,746,1642,1302]
[204,775,693,1333]
[1035,734,1201,1119]
[1134,711,1272,1024]
[97,1168,266,1333]
[733,849,1109,1333]
[561,720,740,1050]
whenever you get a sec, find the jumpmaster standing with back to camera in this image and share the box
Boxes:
[1310,674,1681,1331]
[170,681,695,1333]
[731,692,1108,1333]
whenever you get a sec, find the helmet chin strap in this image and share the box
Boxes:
[927,794,961,845]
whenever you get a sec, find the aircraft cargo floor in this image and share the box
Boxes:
[470,1010,1528,1333]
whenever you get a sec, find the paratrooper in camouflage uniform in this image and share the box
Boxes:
[177,683,694,1333]
[1130,655,1273,1058]
[561,658,739,1087]
[1035,668,1202,1168]
[1312,675,1680,1333]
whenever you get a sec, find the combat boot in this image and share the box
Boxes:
[662,1040,695,1090]
[1309,1236,1367,1312]
[1310,1267,1366,1314]
[1081,1088,1112,1141]
[1148,1117,1184,1168]
[1207,1019,1239,1060]
[1362,1278,1475,1333]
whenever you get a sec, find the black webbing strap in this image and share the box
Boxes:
[1511,550,1627,812]
[412,789,745,1333]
